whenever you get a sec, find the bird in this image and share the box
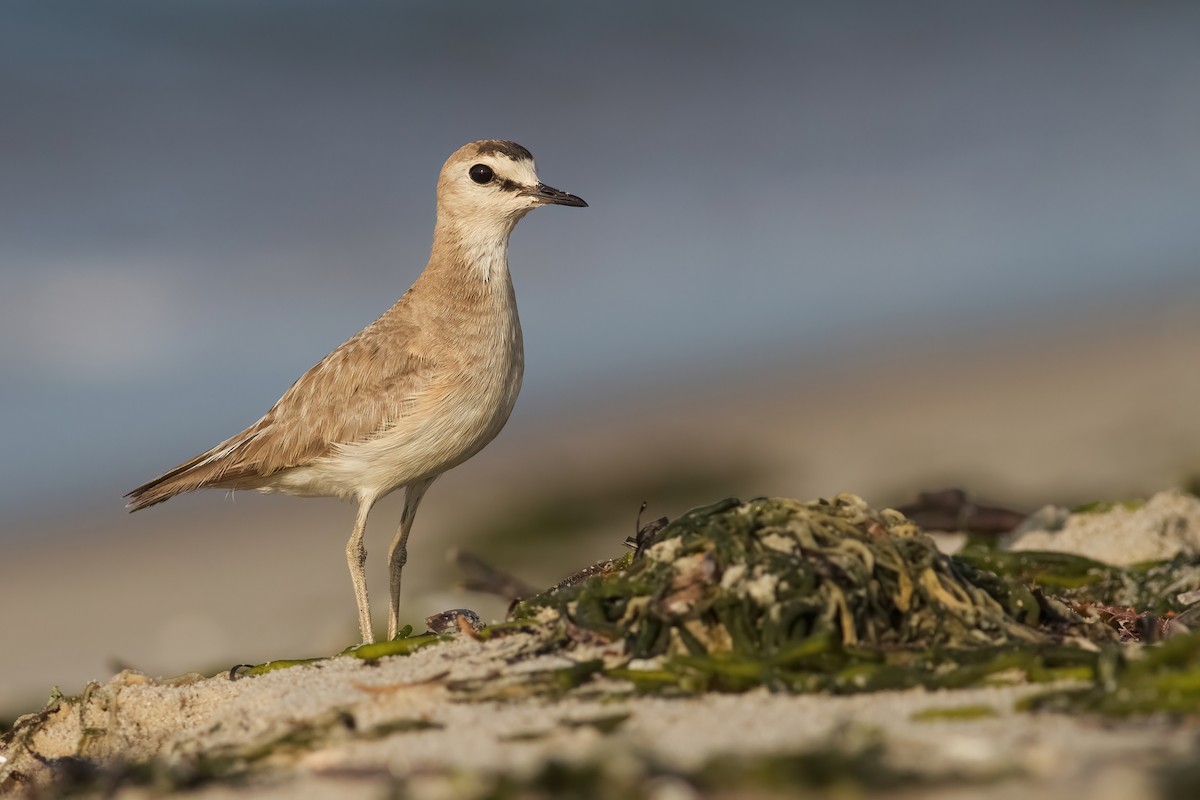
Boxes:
[126,140,586,644]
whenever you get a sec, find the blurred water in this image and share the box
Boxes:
[3,0,1200,523]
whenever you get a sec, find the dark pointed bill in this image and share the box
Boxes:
[521,182,588,207]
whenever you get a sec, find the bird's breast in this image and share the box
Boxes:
[319,292,523,497]
[443,299,524,451]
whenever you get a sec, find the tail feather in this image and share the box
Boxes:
[125,436,261,512]
[126,455,220,511]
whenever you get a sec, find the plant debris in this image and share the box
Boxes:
[895,487,1027,535]
[955,546,1200,616]
[1026,628,1200,716]
[511,494,1118,693]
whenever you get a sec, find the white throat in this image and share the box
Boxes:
[455,215,523,283]
[466,235,510,283]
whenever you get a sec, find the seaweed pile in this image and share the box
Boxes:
[208,492,1200,700]
[957,546,1200,632]
[513,494,1118,693]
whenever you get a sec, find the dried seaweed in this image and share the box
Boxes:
[512,494,1114,693]
[1026,629,1200,716]
[955,546,1200,614]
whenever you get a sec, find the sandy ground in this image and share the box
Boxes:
[7,478,1200,799]
[3,299,1200,713]
[1007,490,1200,565]
[4,633,1197,799]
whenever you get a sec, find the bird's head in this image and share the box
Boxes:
[436,140,587,237]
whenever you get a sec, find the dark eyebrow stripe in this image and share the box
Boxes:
[475,140,533,161]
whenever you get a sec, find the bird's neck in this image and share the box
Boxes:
[428,216,518,285]
[412,219,521,345]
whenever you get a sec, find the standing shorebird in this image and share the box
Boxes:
[126,140,586,644]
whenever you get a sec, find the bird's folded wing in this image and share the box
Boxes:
[124,313,442,508]
[213,328,440,481]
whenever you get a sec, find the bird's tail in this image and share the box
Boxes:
[125,436,255,511]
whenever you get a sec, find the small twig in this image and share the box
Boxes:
[624,501,669,559]
[449,549,539,601]
[552,558,626,592]
[228,664,254,681]
[896,488,1026,534]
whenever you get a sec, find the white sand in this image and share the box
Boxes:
[4,632,1194,799]
[1006,490,1200,565]
[6,488,1200,797]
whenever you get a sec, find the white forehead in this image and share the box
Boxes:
[512,156,539,185]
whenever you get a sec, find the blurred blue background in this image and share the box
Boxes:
[2,0,1200,522]
[3,0,1199,521]
[5,0,1200,711]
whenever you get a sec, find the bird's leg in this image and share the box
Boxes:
[347,496,377,644]
[387,476,436,640]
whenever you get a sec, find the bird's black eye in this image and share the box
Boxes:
[469,164,494,184]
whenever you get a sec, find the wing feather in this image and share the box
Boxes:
[126,314,439,510]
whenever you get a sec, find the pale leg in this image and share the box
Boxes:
[346,496,377,644]
[387,476,436,640]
